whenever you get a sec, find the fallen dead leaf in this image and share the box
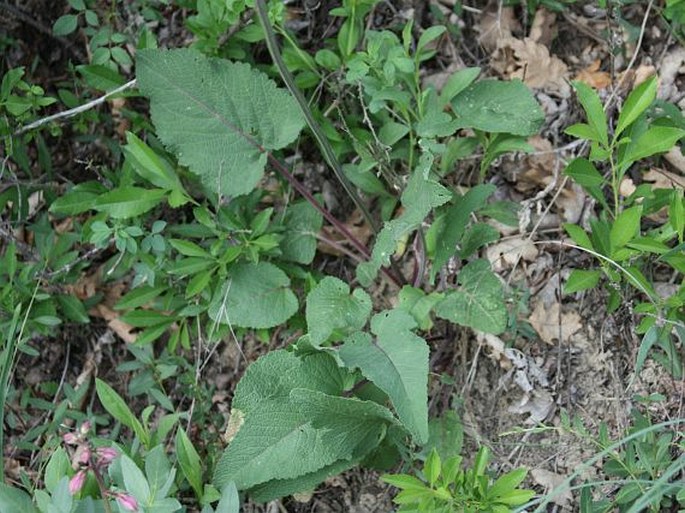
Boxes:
[619,177,636,198]
[66,271,100,301]
[476,331,511,369]
[292,492,314,503]
[508,389,554,424]
[531,469,572,506]
[617,64,657,92]
[529,301,582,345]
[658,46,685,102]
[664,147,685,175]
[556,181,586,224]
[529,7,557,46]
[92,304,137,343]
[224,408,245,444]
[516,136,556,193]
[477,6,519,52]
[491,37,570,97]
[643,168,684,189]
[574,59,612,89]
[642,168,684,223]
[422,62,463,93]
[485,237,538,272]
[318,209,373,257]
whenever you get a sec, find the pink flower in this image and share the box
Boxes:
[96,447,118,466]
[63,432,78,445]
[68,470,87,495]
[116,493,139,512]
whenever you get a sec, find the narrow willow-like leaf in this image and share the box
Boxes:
[94,186,165,219]
[622,126,685,167]
[431,184,495,281]
[137,49,305,197]
[571,80,608,147]
[615,75,657,138]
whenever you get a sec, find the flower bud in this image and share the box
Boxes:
[96,447,118,466]
[77,447,92,465]
[68,470,87,495]
[63,432,78,445]
[79,421,91,435]
[116,493,139,512]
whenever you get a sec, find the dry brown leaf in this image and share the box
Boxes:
[485,237,538,272]
[110,96,130,138]
[508,389,554,424]
[92,304,137,343]
[618,64,657,90]
[641,168,685,223]
[422,63,462,93]
[574,59,612,89]
[476,332,511,369]
[516,136,586,223]
[556,181,586,224]
[529,7,556,46]
[529,301,581,345]
[643,168,685,189]
[66,272,99,300]
[531,469,572,506]
[491,37,570,97]
[318,209,372,257]
[619,177,637,198]
[665,147,685,175]
[477,6,519,52]
[658,47,685,102]
[516,136,556,192]
[224,408,245,444]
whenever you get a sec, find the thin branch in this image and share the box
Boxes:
[604,0,655,110]
[267,155,403,287]
[13,79,137,136]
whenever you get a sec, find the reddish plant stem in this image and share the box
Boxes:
[268,155,370,257]
[266,154,404,287]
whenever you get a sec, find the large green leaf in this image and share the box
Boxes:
[0,483,38,513]
[434,259,507,334]
[306,276,372,346]
[136,48,305,197]
[249,460,356,503]
[339,310,429,444]
[208,262,298,329]
[213,351,393,495]
[451,79,544,136]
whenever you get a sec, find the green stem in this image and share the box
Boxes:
[609,151,619,219]
[254,0,379,235]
